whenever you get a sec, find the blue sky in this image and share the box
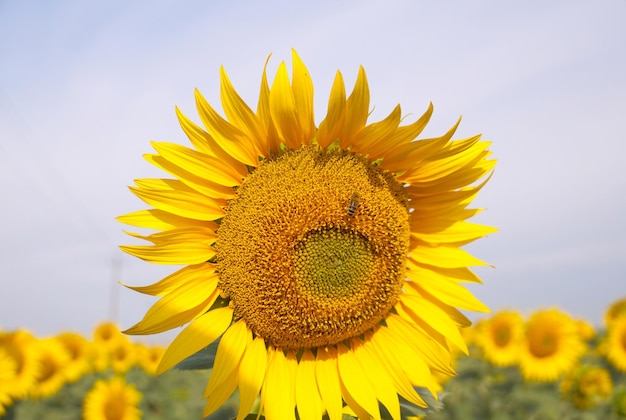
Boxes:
[1,0,625,343]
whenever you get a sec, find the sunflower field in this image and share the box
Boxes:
[2,299,626,420]
[3,51,624,420]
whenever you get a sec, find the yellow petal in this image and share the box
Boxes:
[337,343,380,420]
[380,117,460,172]
[431,133,484,159]
[380,102,434,151]
[291,49,315,144]
[372,324,440,396]
[125,226,216,245]
[175,106,248,169]
[122,263,217,296]
[400,157,496,190]
[175,105,216,155]
[124,273,219,335]
[402,285,474,328]
[156,306,233,374]
[408,177,488,212]
[269,62,302,149]
[256,55,281,153]
[398,294,468,354]
[262,348,297,420]
[236,336,267,420]
[410,221,498,245]
[405,263,490,312]
[409,243,489,268]
[315,346,343,420]
[407,138,489,183]
[151,141,244,187]
[351,104,401,154]
[316,70,346,148]
[339,66,370,148]
[295,349,324,420]
[352,340,401,420]
[129,181,226,221]
[203,373,239,418]
[220,66,268,157]
[120,226,217,264]
[119,242,216,265]
[116,209,218,231]
[203,319,249,398]
[145,154,236,200]
[366,329,429,407]
[339,375,371,420]
[195,88,260,167]
[385,312,455,376]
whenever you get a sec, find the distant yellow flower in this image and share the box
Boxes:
[119,50,496,419]
[93,322,123,348]
[476,310,523,367]
[605,314,626,373]
[605,297,626,328]
[135,343,165,375]
[519,309,586,382]
[57,331,94,383]
[29,337,71,399]
[0,330,41,399]
[92,321,136,373]
[0,347,16,416]
[83,376,142,420]
[560,365,613,409]
[109,336,137,374]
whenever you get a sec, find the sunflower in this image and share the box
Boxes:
[119,50,496,419]
[83,376,142,420]
[29,337,71,399]
[518,308,586,382]
[93,321,124,347]
[109,335,138,374]
[560,364,613,410]
[57,331,94,383]
[92,321,133,372]
[475,310,523,367]
[605,314,626,373]
[605,297,626,328]
[0,330,41,399]
[135,343,165,375]
[0,347,16,416]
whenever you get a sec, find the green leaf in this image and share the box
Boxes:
[174,339,220,370]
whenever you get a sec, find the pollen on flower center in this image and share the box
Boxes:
[294,229,374,300]
[217,146,410,349]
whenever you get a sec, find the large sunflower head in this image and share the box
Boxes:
[119,50,496,419]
